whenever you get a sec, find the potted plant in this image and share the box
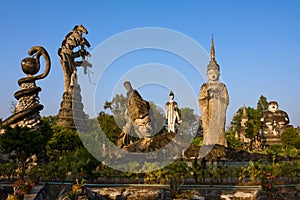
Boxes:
[14,178,35,195]
[66,193,80,200]
[7,181,25,200]
[7,194,23,200]
[261,172,283,199]
[72,178,85,194]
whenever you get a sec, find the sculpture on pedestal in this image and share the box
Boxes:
[261,101,290,135]
[123,81,154,137]
[199,36,229,147]
[261,101,290,147]
[117,81,154,147]
[56,25,92,130]
[2,46,51,129]
[165,91,181,133]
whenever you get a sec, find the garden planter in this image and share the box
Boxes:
[72,184,82,193]
[19,185,32,194]
[7,194,23,200]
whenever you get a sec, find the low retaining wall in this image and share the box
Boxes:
[25,183,51,200]
[0,183,50,200]
[2,183,300,200]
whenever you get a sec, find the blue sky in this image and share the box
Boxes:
[0,0,300,127]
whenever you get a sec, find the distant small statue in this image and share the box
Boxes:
[2,46,51,129]
[122,81,154,140]
[199,36,229,147]
[165,91,181,133]
[261,101,290,135]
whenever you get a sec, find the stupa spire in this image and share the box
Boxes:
[242,104,247,117]
[207,34,219,72]
[211,34,215,60]
[241,104,248,128]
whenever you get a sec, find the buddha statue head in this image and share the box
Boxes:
[206,35,220,82]
[268,101,278,113]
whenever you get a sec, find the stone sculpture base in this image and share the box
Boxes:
[261,134,281,147]
[56,83,87,131]
[2,83,43,130]
[122,132,176,152]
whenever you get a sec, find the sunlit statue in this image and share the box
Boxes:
[56,25,92,130]
[261,101,290,136]
[122,81,154,140]
[2,46,51,130]
[58,24,92,93]
[165,91,181,132]
[199,36,229,147]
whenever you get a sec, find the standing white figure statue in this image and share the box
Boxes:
[165,91,182,133]
[199,36,229,147]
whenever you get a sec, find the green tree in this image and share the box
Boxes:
[267,144,283,157]
[178,107,200,137]
[0,126,45,178]
[229,106,244,133]
[46,125,83,160]
[245,108,261,138]
[42,147,99,181]
[225,130,242,149]
[97,112,121,143]
[179,108,197,126]
[229,96,267,149]
[191,136,203,146]
[104,94,127,128]
[256,95,268,115]
[228,106,259,148]
[281,127,300,149]
[41,115,58,127]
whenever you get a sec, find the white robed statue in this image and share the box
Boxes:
[165,91,182,133]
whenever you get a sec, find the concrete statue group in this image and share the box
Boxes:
[118,36,229,148]
[4,24,290,152]
[0,21,231,150]
[120,82,183,140]
[1,25,92,132]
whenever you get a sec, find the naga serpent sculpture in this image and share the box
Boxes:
[2,46,51,128]
[56,25,91,130]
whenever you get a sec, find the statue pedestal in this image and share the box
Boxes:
[57,83,87,131]
[262,133,281,147]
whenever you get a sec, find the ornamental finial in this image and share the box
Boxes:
[211,34,215,60]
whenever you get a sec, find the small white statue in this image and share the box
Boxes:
[165,91,181,133]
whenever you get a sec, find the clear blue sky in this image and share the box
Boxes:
[0,0,300,127]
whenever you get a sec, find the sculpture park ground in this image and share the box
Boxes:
[0,25,300,200]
